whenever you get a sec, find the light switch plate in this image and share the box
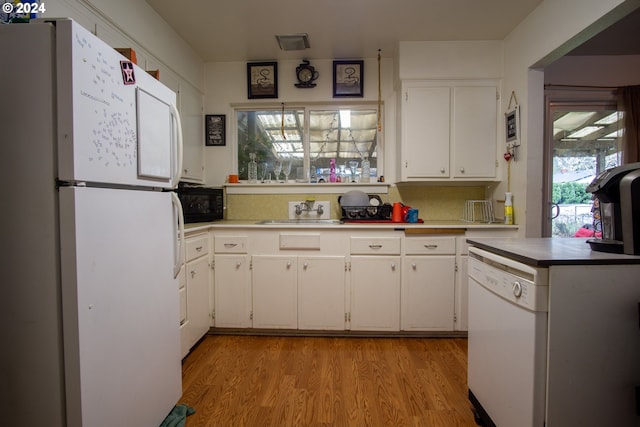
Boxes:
[288,201,330,219]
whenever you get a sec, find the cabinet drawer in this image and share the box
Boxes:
[214,236,248,253]
[186,234,209,261]
[405,236,455,255]
[350,237,401,255]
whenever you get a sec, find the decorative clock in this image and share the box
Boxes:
[294,60,319,88]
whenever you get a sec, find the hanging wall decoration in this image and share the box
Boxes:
[205,114,225,146]
[247,61,278,99]
[333,60,363,97]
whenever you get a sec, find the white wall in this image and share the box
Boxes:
[501,0,639,237]
[203,58,395,186]
[398,41,504,81]
[44,0,204,97]
[545,55,640,86]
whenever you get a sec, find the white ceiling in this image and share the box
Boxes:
[145,0,545,62]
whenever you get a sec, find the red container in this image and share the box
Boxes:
[392,203,403,222]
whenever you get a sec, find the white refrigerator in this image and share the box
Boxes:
[0,19,184,427]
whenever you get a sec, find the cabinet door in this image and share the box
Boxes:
[451,85,497,178]
[350,256,401,331]
[252,255,298,329]
[178,83,204,183]
[454,255,468,331]
[401,256,455,331]
[185,255,211,348]
[213,255,252,328]
[298,256,346,330]
[402,86,451,179]
[178,265,190,358]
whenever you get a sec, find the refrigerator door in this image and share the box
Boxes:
[59,186,182,426]
[55,19,182,189]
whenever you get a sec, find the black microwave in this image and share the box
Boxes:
[175,186,224,223]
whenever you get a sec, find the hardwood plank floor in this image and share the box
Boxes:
[179,335,478,427]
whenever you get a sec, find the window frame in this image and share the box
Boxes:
[231,101,384,189]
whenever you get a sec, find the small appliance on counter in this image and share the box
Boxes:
[175,184,224,223]
[586,162,640,254]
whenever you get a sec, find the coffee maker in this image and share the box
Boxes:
[586,162,640,255]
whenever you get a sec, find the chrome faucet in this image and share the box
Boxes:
[295,199,324,216]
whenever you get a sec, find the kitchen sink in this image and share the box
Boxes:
[256,219,343,225]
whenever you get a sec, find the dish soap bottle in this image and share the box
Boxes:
[361,154,370,183]
[504,192,514,225]
[248,153,258,183]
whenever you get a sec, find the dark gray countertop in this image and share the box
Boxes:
[466,237,640,266]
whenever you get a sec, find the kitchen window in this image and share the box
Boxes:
[235,104,381,184]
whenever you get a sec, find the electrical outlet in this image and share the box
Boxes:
[288,201,331,219]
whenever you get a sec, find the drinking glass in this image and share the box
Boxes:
[283,160,292,183]
[259,162,268,183]
[273,160,283,182]
[348,160,359,182]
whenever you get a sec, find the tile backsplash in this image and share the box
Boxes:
[225,185,486,221]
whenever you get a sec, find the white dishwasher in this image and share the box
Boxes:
[467,246,549,427]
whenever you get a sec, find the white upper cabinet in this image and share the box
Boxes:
[178,83,205,183]
[399,80,500,182]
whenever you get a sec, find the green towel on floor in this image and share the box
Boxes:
[159,404,195,427]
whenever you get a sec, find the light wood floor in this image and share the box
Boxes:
[179,334,478,427]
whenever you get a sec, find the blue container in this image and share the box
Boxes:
[407,208,419,223]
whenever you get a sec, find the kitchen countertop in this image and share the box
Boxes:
[466,237,640,266]
[185,219,519,234]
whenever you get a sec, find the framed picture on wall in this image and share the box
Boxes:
[247,61,278,99]
[205,114,225,146]
[333,60,364,97]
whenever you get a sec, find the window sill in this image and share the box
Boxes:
[224,182,390,195]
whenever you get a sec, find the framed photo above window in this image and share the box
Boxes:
[247,61,278,99]
[333,60,363,98]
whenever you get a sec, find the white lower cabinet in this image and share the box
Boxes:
[213,235,251,328]
[349,236,402,331]
[455,255,468,330]
[252,255,298,329]
[208,227,516,334]
[178,265,189,358]
[298,256,346,330]
[401,236,456,331]
[181,233,212,357]
[350,256,401,331]
[213,254,252,328]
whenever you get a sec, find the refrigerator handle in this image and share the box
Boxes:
[171,192,185,278]
[170,103,184,185]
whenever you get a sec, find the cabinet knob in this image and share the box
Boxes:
[440,168,446,174]
[303,262,309,269]
[196,246,203,252]
[286,261,292,269]
[412,263,416,270]
[460,167,465,173]
[391,263,396,270]
[236,261,241,268]
[190,270,196,278]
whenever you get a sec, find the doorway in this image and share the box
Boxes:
[542,90,622,237]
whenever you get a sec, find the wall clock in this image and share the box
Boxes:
[294,60,319,88]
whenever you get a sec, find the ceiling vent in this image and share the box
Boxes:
[275,34,310,51]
